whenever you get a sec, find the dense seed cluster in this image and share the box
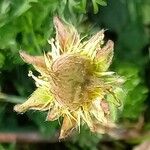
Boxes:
[14,17,124,139]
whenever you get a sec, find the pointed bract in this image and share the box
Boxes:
[14,86,53,113]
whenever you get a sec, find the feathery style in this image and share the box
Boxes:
[14,17,124,139]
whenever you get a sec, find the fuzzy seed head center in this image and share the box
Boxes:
[51,54,93,108]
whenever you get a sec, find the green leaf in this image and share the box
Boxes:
[11,0,38,17]
[0,52,5,68]
[0,145,5,150]
[92,0,99,14]
[92,0,107,14]
[0,0,10,14]
[74,0,87,13]
[27,111,59,136]
[96,0,107,6]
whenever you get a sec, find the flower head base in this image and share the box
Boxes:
[14,17,124,139]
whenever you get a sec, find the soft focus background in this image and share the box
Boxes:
[0,0,150,149]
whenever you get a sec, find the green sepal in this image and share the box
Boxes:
[14,86,53,113]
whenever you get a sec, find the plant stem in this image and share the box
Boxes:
[0,92,25,104]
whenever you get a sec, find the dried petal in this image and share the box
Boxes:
[59,115,77,139]
[20,51,49,75]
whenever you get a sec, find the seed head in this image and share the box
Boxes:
[14,17,124,139]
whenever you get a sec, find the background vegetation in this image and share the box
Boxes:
[0,0,150,149]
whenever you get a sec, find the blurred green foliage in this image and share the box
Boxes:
[0,0,150,149]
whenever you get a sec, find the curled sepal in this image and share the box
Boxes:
[53,16,80,52]
[59,115,77,139]
[14,86,53,113]
[95,40,114,72]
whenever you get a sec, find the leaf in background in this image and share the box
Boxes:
[11,0,38,18]
[27,111,59,137]
[0,0,10,14]
[96,0,107,6]
[73,0,87,13]
[0,144,16,150]
[92,0,99,14]
[0,104,7,126]
[92,0,107,14]
[67,126,101,150]
[141,2,150,25]
[0,145,5,150]
[117,64,148,120]
[0,23,17,50]
[0,0,11,27]
[0,52,5,68]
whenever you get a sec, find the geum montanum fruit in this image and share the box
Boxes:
[14,17,124,139]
